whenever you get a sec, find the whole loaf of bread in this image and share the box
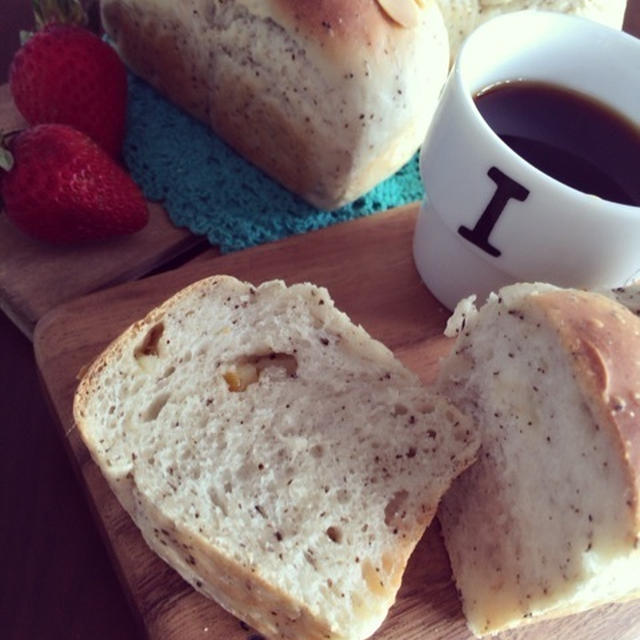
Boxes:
[101,0,450,210]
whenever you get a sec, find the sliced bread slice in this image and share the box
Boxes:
[73,275,479,640]
[437,283,640,636]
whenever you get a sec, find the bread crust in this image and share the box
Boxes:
[100,0,449,209]
[534,290,640,536]
[269,0,396,59]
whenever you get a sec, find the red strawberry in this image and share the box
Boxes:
[9,23,127,157]
[0,124,149,244]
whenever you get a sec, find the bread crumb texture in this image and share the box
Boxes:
[437,283,640,636]
[74,275,478,640]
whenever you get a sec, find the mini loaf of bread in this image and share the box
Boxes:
[436,0,628,61]
[100,0,449,210]
[436,283,640,636]
[73,275,479,640]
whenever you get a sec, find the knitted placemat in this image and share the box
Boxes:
[123,74,425,253]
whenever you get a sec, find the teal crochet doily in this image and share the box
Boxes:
[123,74,425,253]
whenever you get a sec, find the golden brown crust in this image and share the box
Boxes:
[270,0,394,57]
[535,290,640,535]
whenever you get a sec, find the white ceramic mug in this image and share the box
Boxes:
[413,11,640,310]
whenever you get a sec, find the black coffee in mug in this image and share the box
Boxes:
[473,81,640,206]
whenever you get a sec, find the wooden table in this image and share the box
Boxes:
[1,3,639,639]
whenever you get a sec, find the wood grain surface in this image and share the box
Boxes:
[34,204,640,640]
[0,83,207,338]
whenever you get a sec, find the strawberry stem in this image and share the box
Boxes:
[0,147,14,173]
[19,30,35,46]
[0,130,24,173]
[33,0,88,29]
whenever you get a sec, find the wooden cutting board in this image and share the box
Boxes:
[33,203,640,640]
[0,83,205,339]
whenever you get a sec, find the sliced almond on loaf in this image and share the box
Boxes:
[73,275,479,640]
